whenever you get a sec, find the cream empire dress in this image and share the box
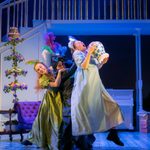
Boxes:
[71,50,124,136]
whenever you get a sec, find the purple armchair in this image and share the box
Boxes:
[14,101,41,141]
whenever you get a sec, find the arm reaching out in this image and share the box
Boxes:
[49,68,66,87]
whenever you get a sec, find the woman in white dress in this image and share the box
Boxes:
[68,39,124,147]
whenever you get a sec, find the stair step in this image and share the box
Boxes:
[32,20,45,27]
[19,27,33,35]
[0,42,7,53]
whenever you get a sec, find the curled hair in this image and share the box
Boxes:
[51,56,65,70]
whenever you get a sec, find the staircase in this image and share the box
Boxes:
[0,0,150,42]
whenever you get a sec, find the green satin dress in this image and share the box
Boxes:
[28,74,62,150]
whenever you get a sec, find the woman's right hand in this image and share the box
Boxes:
[88,42,97,54]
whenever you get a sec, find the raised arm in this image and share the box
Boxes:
[49,68,65,87]
[81,43,95,69]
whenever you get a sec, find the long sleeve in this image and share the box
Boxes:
[73,50,85,67]
[61,63,77,83]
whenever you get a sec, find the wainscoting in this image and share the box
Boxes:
[107,89,134,130]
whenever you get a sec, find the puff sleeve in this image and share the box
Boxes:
[39,74,50,88]
[73,50,85,67]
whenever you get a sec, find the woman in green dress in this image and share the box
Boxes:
[23,62,65,150]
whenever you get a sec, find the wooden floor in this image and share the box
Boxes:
[0,131,150,150]
[93,131,150,150]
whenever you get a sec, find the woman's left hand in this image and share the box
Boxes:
[100,53,109,64]
[58,68,66,73]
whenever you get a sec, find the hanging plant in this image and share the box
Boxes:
[3,27,27,103]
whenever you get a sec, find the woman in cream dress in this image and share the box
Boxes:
[68,40,124,145]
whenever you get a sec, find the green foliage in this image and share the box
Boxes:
[3,36,27,103]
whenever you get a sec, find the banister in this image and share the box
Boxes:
[0,0,149,43]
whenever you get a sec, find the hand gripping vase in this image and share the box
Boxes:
[91,41,109,64]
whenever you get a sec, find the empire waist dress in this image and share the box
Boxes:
[71,50,124,136]
[28,74,63,150]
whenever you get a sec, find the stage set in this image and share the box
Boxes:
[0,0,150,150]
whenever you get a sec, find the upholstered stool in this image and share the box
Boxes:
[14,101,41,141]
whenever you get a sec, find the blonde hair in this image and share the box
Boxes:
[34,62,55,92]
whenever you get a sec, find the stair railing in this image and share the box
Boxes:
[0,0,149,42]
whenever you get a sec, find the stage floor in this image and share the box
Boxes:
[0,131,150,150]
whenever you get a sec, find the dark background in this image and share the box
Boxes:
[56,35,150,111]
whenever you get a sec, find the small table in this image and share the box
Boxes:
[0,109,20,141]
